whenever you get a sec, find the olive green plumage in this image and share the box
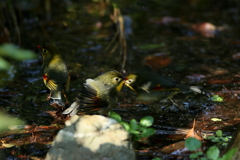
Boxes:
[62,70,124,116]
[124,72,202,102]
[38,44,70,107]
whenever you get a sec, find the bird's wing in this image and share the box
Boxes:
[75,79,108,112]
[42,74,58,91]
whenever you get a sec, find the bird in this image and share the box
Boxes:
[124,72,203,103]
[62,70,124,116]
[37,44,70,109]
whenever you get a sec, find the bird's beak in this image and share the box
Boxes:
[123,78,137,92]
[116,80,125,92]
[37,45,42,49]
[124,82,137,92]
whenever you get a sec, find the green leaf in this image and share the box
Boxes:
[212,137,220,142]
[141,128,156,137]
[120,121,130,131]
[190,153,198,159]
[0,112,23,131]
[129,130,140,135]
[140,116,154,127]
[197,151,203,155]
[210,95,223,102]
[207,135,216,139]
[0,43,36,60]
[108,111,122,122]
[130,119,138,131]
[0,57,11,70]
[222,143,228,146]
[200,157,208,160]
[138,126,145,131]
[152,158,161,160]
[185,137,201,151]
[216,130,222,137]
[137,43,165,50]
[206,146,219,160]
[219,148,237,160]
[211,118,222,121]
[221,137,229,142]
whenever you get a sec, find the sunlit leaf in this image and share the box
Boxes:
[108,111,122,122]
[218,148,237,160]
[0,57,11,70]
[120,121,130,131]
[185,137,201,151]
[216,130,222,137]
[140,116,154,127]
[1,141,16,148]
[129,130,140,134]
[0,112,23,131]
[211,118,222,121]
[206,146,219,160]
[210,95,223,102]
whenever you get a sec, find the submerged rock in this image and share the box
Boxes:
[46,115,135,160]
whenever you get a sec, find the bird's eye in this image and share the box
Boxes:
[42,49,47,53]
[114,77,121,82]
[127,79,133,83]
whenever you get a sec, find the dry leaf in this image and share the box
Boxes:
[186,119,202,140]
[143,53,172,70]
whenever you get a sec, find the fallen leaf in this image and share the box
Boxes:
[191,22,216,38]
[186,119,202,140]
[211,118,222,122]
[160,141,185,154]
[1,140,16,148]
[143,53,172,70]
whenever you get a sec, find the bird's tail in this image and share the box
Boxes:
[49,90,65,106]
[62,101,79,116]
[51,90,62,99]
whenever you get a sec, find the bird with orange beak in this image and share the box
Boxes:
[124,72,202,103]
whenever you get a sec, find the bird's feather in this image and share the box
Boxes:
[62,79,108,115]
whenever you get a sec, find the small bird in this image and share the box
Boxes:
[38,44,70,108]
[62,70,124,116]
[124,72,202,103]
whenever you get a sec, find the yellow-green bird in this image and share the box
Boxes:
[37,44,70,108]
[62,70,124,116]
[124,72,202,102]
